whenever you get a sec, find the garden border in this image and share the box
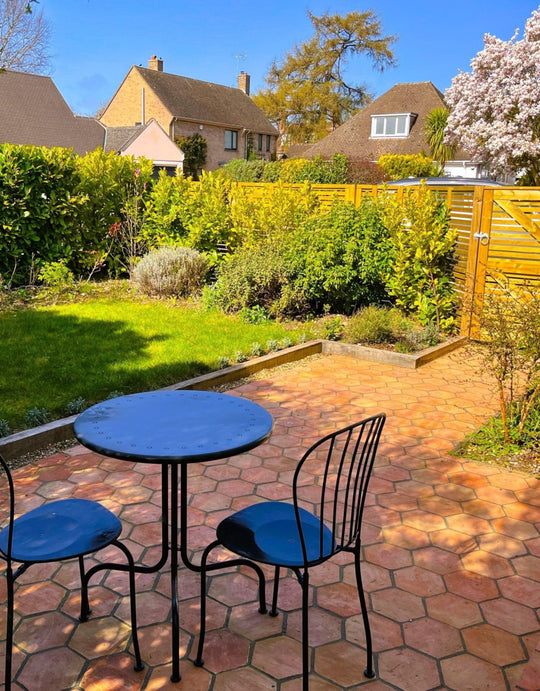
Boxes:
[0,337,465,461]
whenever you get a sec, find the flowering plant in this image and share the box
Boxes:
[445,7,540,183]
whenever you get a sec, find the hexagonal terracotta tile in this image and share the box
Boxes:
[252,635,303,679]
[377,647,441,690]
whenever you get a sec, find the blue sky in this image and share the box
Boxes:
[42,0,539,116]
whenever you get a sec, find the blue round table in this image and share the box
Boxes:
[74,389,274,682]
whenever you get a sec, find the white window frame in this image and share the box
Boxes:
[370,113,415,138]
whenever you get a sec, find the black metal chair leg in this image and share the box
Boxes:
[113,540,144,671]
[301,568,310,691]
[78,555,91,622]
[5,567,14,691]
[355,548,375,679]
[194,539,220,666]
[269,565,280,616]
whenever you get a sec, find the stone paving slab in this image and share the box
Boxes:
[1,350,539,690]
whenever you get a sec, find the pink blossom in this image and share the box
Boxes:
[445,6,540,180]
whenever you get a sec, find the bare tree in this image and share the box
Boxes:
[0,0,50,73]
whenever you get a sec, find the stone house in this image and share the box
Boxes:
[100,57,278,171]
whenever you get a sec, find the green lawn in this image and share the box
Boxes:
[0,297,308,430]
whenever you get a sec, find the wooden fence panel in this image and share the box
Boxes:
[236,182,540,339]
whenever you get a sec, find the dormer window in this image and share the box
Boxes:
[371,113,415,138]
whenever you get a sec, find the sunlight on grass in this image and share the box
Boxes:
[0,298,308,429]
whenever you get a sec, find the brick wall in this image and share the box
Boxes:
[173,121,276,170]
[100,69,173,132]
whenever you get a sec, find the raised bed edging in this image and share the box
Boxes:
[0,337,465,460]
[322,336,467,369]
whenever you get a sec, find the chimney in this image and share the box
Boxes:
[149,55,163,71]
[237,71,250,95]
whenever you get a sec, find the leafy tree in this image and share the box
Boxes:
[445,7,540,184]
[425,107,457,166]
[0,0,50,73]
[175,133,207,179]
[254,10,396,147]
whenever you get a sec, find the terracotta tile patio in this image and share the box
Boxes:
[1,349,539,690]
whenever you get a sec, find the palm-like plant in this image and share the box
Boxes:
[425,107,457,166]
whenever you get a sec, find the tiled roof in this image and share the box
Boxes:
[103,125,145,153]
[0,70,105,155]
[134,66,278,135]
[301,82,448,160]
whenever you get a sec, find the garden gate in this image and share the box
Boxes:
[460,188,540,338]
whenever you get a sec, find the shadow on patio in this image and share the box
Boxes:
[1,349,539,690]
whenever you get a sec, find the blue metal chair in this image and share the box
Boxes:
[195,413,386,690]
[0,454,143,690]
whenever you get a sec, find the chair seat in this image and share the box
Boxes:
[216,501,334,568]
[0,498,122,563]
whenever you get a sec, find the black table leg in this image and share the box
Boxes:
[170,463,181,682]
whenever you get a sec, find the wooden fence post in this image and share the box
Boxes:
[462,187,493,339]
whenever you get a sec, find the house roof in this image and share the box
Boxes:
[104,119,184,165]
[132,66,278,135]
[299,81,448,161]
[0,70,105,155]
[103,125,145,153]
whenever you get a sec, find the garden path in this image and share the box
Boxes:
[1,349,539,690]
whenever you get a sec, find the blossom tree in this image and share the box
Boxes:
[445,7,540,184]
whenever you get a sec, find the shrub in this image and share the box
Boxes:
[0,144,81,285]
[288,199,392,315]
[379,185,457,331]
[175,133,207,179]
[0,419,12,437]
[38,260,76,301]
[143,171,234,254]
[378,153,441,180]
[344,306,399,344]
[344,306,440,351]
[346,159,388,185]
[213,242,296,314]
[474,281,540,445]
[239,305,269,324]
[249,342,263,357]
[321,315,345,341]
[228,180,320,249]
[65,397,87,415]
[222,159,266,182]
[75,150,153,277]
[24,407,51,427]
[132,246,209,298]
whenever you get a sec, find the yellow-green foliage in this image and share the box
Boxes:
[143,171,234,254]
[378,184,457,330]
[228,180,320,248]
[378,153,441,180]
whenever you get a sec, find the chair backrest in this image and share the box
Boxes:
[0,455,16,565]
[292,413,385,566]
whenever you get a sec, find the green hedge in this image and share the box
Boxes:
[0,144,80,284]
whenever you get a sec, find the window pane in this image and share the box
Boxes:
[374,117,384,135]
[396,116,407,135]
[225,130,238,150]
[266,135,271,152]
[385,116,397,135]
